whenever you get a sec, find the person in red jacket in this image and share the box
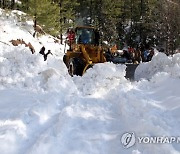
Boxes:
[67,29,75,50]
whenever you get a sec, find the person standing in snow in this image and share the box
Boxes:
[110,44,118,56]
[67,29,75,50]
[146,48,154,62]
[143,50,149,62]
[121,47,132,63]
[142,44,150,62]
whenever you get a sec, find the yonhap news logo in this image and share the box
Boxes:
[121,132,136,148]
[121,132,180,149]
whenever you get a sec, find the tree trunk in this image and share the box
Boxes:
[140,0,143,43]
[2,0,5,9]
[11,0,15,9]
[33,15,37,38]
[90,0,92,24]
[59,1,63,44]
[60,34,63,44]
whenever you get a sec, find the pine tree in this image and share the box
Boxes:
[151,0,180,54]
[19,0,78,40]
[16,0,179,51]
[76,0,123,44]
[11,0,15,9]
[116,0,158,48]
[57,0,79,43]
[18,0,29,11]
[101,0,123,43]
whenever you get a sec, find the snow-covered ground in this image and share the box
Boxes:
[0,9,180,154]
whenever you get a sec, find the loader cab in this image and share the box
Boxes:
[75,27,100,46]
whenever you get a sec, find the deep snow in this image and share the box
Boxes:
[0,9,180,154]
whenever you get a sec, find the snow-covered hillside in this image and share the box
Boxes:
[0,9,180,154]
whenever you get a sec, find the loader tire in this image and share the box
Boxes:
[68,58,85,76]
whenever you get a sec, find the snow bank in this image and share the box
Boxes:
[73,63,127,95]
[0,9,71,92]
[0,9,64,57]
[135,52,180,80]
[0,43,73,92]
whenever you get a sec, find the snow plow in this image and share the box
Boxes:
[63,26,106,76]
[63,26,139,79]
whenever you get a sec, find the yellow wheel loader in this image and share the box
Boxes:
[63,26,106,76]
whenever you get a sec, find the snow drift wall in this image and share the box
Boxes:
[135,52,180,80]
[73,63,127,95]
[0,45,75,92]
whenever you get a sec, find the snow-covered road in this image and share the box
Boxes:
[0,9,180,154]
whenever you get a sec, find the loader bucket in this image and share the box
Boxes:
[125,64,139,80]
[82,63,93,75]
